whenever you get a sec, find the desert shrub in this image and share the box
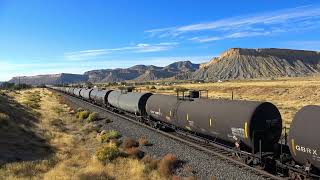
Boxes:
[109,138,122,147]
[50,118,63,126]
[77,107,85,112]
[120,138,139,150]
[158,153,177,177]
[23,100,40,109]
[80,124,97,135]
[77,171,111,180]
[138,137,151,146]
[150,86,156,90]
[142,155,159,171]
[104,118,112,123]
[78,111,90,120]
[76,108,86,118]
[100,130,121,143]
[0,112,10,126]
[28,94,41,102]
[125,147,144,159]
[49,118,68,132]
[52,106,64,114]
[87,112,98,122]
[96,143,121,162]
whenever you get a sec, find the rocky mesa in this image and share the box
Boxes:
[193,48,320,80]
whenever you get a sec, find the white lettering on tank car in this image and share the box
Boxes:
[150,110,162,116]
[231,128,245,138]
[296,145,319,159]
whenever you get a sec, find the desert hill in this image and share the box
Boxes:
[193,48,320,80]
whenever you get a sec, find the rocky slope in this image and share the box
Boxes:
[193,48,320,80]
[9,73,88,85]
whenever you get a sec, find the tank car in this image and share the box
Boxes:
[108,91,152,115]
[66,87,75,94]
[288,105,320,170]
[73,88,82,97]
[80,88,93,100]
[90,89,113,106]
[146,94,282,151]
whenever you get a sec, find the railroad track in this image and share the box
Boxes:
[56,90,283,180]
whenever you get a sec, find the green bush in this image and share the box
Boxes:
[100,130,121,143]
[96,143,121,162]
[78,111,90,120]
[87,112,98,122]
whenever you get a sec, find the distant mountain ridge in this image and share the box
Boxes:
[84,61,199,83]
[8,48,320,85]
[9,73,89,85]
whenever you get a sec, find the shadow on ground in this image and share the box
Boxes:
[0,93,53,166]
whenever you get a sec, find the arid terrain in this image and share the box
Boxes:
[0,89,180,180]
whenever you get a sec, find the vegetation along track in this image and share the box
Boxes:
[54,89,283,180]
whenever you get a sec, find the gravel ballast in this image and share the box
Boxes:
[61,93,266,180]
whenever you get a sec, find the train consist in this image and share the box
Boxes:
[50,86,319,178]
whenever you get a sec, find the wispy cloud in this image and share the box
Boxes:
[64,42,178,60]
[146,5,320,42]
[190,31,272,42]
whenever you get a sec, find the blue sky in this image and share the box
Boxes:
[0,0,320,81]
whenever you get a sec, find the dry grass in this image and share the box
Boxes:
[0,88,175,179]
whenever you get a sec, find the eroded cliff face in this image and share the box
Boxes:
[193,48,320,80]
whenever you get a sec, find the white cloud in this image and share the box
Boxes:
[146,5,320,42]
[64,42,178,60]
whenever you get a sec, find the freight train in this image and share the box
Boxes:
[49,86,320,179]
